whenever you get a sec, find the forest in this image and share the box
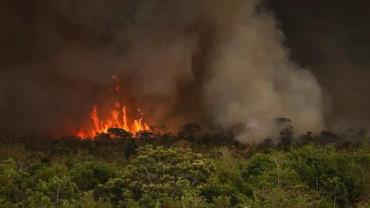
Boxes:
[0,124,369,208]
[1,0,370,207]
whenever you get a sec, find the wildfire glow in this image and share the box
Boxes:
[76,75,151,139]
[76,103,151,139]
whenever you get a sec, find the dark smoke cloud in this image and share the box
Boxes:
[0,0,229,137]
[1,0,365,141]
[266,0,370,130]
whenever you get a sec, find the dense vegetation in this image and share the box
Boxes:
[0,126,369,208]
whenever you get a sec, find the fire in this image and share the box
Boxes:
[76,75,150,139]
[76,103,150,139]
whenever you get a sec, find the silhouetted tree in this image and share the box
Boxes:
[275,117,294,149]
[178,123,202,143]
[136,131,154,142]
[124,139,138,159]
[108,128,132,139]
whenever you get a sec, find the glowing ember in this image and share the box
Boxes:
[76,103,150,139]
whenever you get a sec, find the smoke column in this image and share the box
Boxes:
[203,0,324,143]
[0,0,324,142]
[266,0,370,131]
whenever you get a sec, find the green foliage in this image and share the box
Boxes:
[0,158,30,205]
[121,145,214,207]
[159,191,209,208]
[290,145,370,207]
[245,187,329,208]
[96,178,126,205]
[201,147,247,207]
[357,201,370,208]
[242,151,327,207]
[71,161,120,191]
[68,192,112,208]
[0,137,369,208]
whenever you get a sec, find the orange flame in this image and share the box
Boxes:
[77,103,151,139]
[76,75,151,139]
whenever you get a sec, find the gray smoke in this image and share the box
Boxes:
[266,0,370,132]
[202,0,324,143]
[0,0,324,142]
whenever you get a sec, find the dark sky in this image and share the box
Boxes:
[267,0,370,129]
[0,0,370,137]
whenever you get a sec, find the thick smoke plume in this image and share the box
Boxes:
[0,0,324,142]
[266,0,370,131]
[203,1,324,143]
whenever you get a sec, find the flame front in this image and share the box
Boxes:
[77,102,150,139]
[76,75,151,139]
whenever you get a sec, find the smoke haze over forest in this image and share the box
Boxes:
[0,0,369,142]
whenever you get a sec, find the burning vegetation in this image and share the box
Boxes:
[76,103,150,139]
[76,75,151,139]
[0,0,370,207]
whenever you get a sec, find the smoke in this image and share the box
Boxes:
[266,0,370,131]
[203,0,324,143]
[0,0,324,142]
